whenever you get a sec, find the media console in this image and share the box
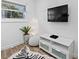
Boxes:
[39,34,74,59]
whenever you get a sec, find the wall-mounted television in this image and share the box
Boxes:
[48,4,68,22]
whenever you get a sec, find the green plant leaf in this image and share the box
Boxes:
[20,26,31,35]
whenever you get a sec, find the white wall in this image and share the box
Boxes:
[1,0,78,58]
[1,0,35,50]
[36,0,78,58]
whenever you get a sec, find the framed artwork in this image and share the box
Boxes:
[2,1,26,19]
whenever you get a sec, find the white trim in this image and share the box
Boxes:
[1,19,28,23]
[2,0,26,6]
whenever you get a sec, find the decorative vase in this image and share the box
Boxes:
[23,35,29,44]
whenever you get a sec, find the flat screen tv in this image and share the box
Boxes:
[48,4,68,22]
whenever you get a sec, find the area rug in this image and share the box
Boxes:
[8,46,55,59]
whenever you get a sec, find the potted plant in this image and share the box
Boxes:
[20,26,31,44]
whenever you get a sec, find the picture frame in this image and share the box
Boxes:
[1,0,26,22]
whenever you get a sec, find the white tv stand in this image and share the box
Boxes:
[39,34,74,59]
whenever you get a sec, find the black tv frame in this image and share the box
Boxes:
[48,4,69,22]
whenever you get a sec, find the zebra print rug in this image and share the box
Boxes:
[8,46,55,59]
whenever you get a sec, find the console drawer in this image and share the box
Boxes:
[40,37,50,42]
[51,41,68,54]
[52,48,66,59]
[40,42,49,51]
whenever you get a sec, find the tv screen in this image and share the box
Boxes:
[48,4,68,22]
